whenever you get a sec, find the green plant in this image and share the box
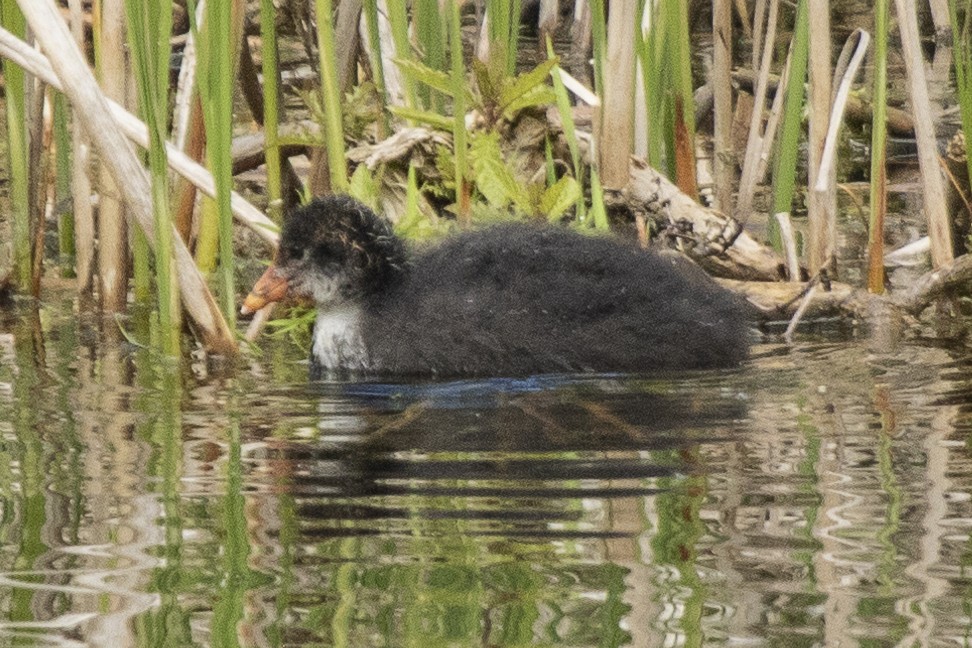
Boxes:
[1,2,30,289]
[126,0,180,353]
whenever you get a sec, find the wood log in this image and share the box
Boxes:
[231,123,317,175]
[615,158,785,280]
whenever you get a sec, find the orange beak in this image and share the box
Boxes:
[241,265,290,315]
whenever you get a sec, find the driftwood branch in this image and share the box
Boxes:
[347,127,451,169]
[614,158,785,280]
[231,125,313,175]
[893,252,972,315]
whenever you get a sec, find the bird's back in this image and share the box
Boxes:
[362,223,752,376]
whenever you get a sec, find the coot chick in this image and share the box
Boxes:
[242,196,752,377]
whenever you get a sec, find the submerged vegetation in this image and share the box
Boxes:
[2,0,972,359]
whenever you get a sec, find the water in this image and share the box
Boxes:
[1,292,972,647]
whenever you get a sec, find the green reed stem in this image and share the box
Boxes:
[1,3,30,289]
[414,0,446,111]
[362,0,390,136]
[449,0,470,224]
[770,0,809,238]
[950,0,972,190]
[126,0,180,354]
[53,92,74,277]
[190,0,238,326]
[636,3,665,172]
[486,0,521,76]
[386,0,419,110]
[314,0,349,192]
[669,0,697,195]
[547,37,586,222]
[260,0,284,224]
[590,0,607,98]
[868,0,889,293]
[209,0,237,325]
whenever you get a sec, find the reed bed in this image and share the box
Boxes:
[1,0,971,359]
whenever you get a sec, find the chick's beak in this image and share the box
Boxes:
[241,265,290,315]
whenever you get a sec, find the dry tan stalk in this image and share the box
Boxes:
[894,0,953,268]
[334,0,363,92]
[774,212,800,280]
[711,0,733,213]
[568,0,592,87]
[14,0,237,353]
[734,0,778,220]
[66,0,94,294]
[359,0,404,107]
[172,0,203,149]
[599,0,636,190]
[806,0,835,273]
[94,0,128,311]
[814,30,870,193]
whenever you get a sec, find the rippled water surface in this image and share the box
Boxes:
[2,294,972,647]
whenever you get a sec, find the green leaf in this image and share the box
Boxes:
[503,85,558,118]
[396,58,469,100]
[348,164,379,210]
[499,58,558,111]
[590,169,608,230]
[472,58,498,106]
[540,176,581,222]
[388,106,454,130]
[470,133,531,212]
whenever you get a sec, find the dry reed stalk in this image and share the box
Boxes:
[599,0,636,190]
[0,26,278,246]
[171,1,205,242]
[14,0,236,352]
[67,0,94,293]
[334,0,362,92]
[805,0,835,274]
[813,30,869,192]
[711,0,733,213]
[774,212,800,280]
[172,0,201,149]
[94,0,128,311]
[734,0,778,220]
[750,0,766,70]
[360,0,404,107]
[733,0,751,38]
[927,0,951,37]
[27,65,48,297]
[538,0,558,42]
[894,0,953,268]
[568,0,592,86]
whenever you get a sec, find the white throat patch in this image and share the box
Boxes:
[312,304,370,372]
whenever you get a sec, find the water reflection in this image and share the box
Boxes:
[1,294,972,646]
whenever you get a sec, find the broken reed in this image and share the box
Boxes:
[125,0,180,354]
